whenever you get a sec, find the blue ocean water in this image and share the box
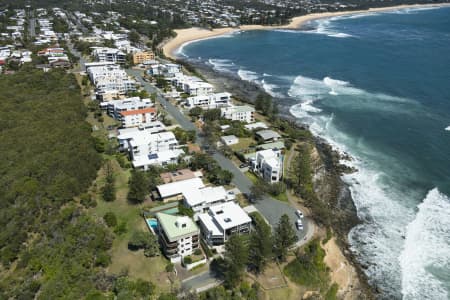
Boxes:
[181,6,450,299]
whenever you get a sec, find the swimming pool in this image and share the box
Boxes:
[146,218,158,229]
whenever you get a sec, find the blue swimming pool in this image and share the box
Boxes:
[146,218,158,229]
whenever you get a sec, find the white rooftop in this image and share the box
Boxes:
[208,202,251,231]
[183,186,230,207]
[157,177,205,199]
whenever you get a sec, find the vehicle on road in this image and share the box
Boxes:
[296,219,303,231]
[296,209,304,218]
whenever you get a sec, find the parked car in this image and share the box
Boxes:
[296,210,304,218]
[296,219,303,231]
[239,163,247,168]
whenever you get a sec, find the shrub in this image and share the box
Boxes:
[103,212,117,227]
[183,256,192,265]
[194,248,202,256]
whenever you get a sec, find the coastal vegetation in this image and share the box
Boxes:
[0,69,107,298]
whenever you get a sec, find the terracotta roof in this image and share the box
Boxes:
[119,107,156,116]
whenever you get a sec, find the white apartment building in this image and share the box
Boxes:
[182,185,236,215]
[171,74,213,96]
[185,92,232,109]
[198,202,252,246]
[86,63,136,98]
[118,129,183,169]
[106,96,152,116]
[156,213,200,262]
[221,105,255,123]
[91,47,126,64]
[118,107,157,128]
[250,148,283,183]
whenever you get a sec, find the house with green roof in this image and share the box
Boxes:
[155,213,200,262]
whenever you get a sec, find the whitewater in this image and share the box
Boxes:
[181,5,450,299]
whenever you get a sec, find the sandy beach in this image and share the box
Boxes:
[162,3,449,59]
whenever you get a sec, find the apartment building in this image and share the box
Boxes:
[198,202,252,246]
[91,47,126,64]
[133,51,155,64]
[250,148,283,183]
[221,105,255,123]
[156,213,200,262]
[185,92,232,109]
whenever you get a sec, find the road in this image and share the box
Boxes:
[181,271,222,293]
[28,12,36,39]
[128,69,312,242]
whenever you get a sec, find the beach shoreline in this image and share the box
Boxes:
[162,3,450,59]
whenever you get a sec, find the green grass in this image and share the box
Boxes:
[245,171,259,184]
[88,159,174,293]
[230,137,255,152]
[273,192,289,202]
[284,239,330,292]
[325,283,339,300]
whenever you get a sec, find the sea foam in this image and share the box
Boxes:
[237,68,260,82]
[399,188,450,300]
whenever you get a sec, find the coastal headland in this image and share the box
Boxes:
[162,3,450,59]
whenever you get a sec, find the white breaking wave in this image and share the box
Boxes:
[237,68,260,82]
[399,188,450,300]
[287,72,436,297]
[261,79,284,98]
[208,58,235,73]
[307,18,355,38]
[445,126,450,131]
[288,74,415,117]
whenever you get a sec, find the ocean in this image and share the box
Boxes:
[180,5,450,299]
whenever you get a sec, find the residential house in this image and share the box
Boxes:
[182,186,235,215]
[250,148,283,183]
[198,202,251,246]
[221,135,239,146]
[255,129,281,142]
[160,169,202,184]
[156,178,205,202]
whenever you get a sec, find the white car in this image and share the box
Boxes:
[296,219,303,231]
[296,210,304,218]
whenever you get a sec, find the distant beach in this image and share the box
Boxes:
[162,3,450,59]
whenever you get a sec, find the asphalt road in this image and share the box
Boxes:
[128,69,311,241]
[28,17,36,39]
[181,271,221,292]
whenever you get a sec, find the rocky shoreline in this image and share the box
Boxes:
[177,57,376,298]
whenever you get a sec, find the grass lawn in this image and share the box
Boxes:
[88,159,175,293]
[245,171,259,184]
[230,137,255,152]
[274,192,289,202]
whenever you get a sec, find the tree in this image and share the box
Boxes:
[189,106,203,119]
[274,214,298,261]
[128,231,159,257]
[103,212,117,228]
[127,170,148,203]
[249,214,273,273]
[102,162,116,202]
[223,235,248,287]
[129,30,140,44]
[203,108,221,122]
